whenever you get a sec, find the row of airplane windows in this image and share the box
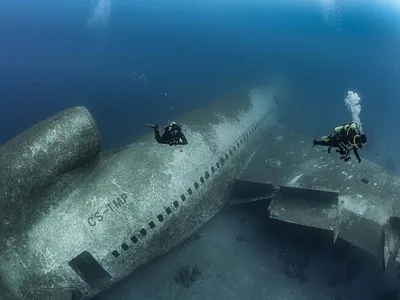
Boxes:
[111,112,271,259]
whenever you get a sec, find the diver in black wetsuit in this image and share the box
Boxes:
[313,123,367,163]
[145,121,188,146]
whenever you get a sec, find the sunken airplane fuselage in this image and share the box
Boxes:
[2,86,400,300]
[0,86,282,300]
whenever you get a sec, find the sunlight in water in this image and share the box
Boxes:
[86,0,112,32]
[318,0,343,36]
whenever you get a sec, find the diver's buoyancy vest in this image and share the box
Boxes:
[334,123,362,148]
[334,123,358,136]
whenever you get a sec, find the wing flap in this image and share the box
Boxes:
[269,186,339,233]
[383,217,400,269]
[338,210,383,257]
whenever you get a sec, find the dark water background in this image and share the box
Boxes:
[1,0,400,172]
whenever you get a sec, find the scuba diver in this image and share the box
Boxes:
[312,123,367,163]
[145,121,188,146]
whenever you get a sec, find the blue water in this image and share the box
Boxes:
[0,0,399,157]
[2,1,400,299]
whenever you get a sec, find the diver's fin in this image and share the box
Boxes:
[312,139,317,148]
[144,124,158,129]
[228,179,275,205]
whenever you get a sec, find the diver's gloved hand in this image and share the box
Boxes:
[169,137,180,146]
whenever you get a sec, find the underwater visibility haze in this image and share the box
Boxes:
[1,0,400,299]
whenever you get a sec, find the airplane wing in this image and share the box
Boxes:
[230,124,400,269]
